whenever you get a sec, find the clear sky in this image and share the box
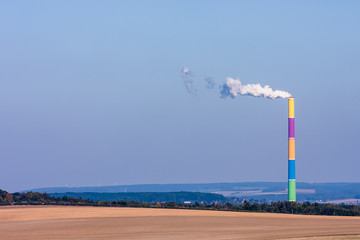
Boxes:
[1,1,359,192]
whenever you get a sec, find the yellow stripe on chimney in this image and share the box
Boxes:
[288,138,295,160]
[288,97,294,118]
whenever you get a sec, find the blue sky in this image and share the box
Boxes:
[1,1,359,192]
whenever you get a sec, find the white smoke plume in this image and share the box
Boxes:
[181,67,196,94]
[182,67,191,75]
[220,77,291,99]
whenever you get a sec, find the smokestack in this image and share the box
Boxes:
[288,97,296,201]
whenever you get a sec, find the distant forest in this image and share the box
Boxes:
[28,182,360,202]
[50,191,227,203]
[1,189,360,216]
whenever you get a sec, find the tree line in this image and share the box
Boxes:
[49,191,227,203]
[1,189,359,216]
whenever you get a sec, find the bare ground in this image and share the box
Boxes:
[0,206,359,239]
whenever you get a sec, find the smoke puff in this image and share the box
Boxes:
[181,67,196,94]
[220,77,292,99]
[182,67,191,75]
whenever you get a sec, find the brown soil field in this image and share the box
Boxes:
[0,206,359,239]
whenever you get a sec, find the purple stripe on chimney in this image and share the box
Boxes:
[289,118,295,138]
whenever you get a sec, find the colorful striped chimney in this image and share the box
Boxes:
[288,97,296,201]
